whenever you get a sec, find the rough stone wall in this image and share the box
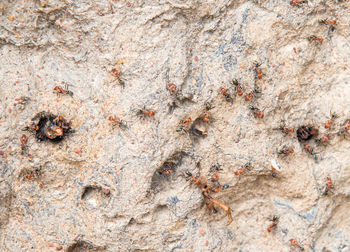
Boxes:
[1,0,350,251]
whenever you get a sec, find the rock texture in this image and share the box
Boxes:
[1,0,350,251]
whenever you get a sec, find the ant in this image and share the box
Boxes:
[277,126,294,135]
[244,92,254,101]
[53,84,73,96]
[20,134,28,154]
[338,120,350,137]
[176,117,192,132]
[24,166,42,181]
[203,111,210,123]
[325,112,338,129]
[254,62,263,79]
[304,144,313,154]
[235,162,251,176]
[290,0,307,6]
[249,106,264,119]
[316,135,330,143]
[319,19,336,25]
[324,177,333,195]
[308,35,323,43]
[210,163,221,182]
[168,83,177,96]
[137,108,155,117]
[185,170,232,225]
[14,96,30,106]
[244,87,260,101]
[277,146,294,156]
[157,167,173,177]
[108,116,127,129]
[267,216,279,232]
[290,239,304,251]
[232,79,243,96]
[220,88,233,103]
[111,68,125,87]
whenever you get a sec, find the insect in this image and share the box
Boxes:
[157,168,173,176]
[203,111,210,123]
[168,83,177,96]
[290,239,304,251]
[308,35,323,43]
[24,166,42,181]
[53,84,73,96]
[232,79,243,96]
[316,135,330,143]
[235,162,251,176]
[277,146,294,156]
[304,144,313,154]
[137,109,155,117]
[254,62,263,79]
[14,96,30,106]
[177,117,192,132]
[267,216,279,232]
[20,134,28,153]
[319,19,336,25]
[325,113,338,129]
[297,126,318,141]
[211,164,220,182]
[290,0,307,6]
[245,92,254,101]
[108,116,127,129]
[324,177,333,195]
[111,68,125,87]
[337,120,350,137]
[249,106,264,119]
[220,88,233,102]
[186,171,232,225]
[276,126,295,135]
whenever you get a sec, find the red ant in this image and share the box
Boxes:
[177,117,192,132]
[267,216,279,232]
[20,134,27,153]
[304,144,313,154]
[24,166,42,181]
[168,83,177,96]
[111,68,125,86]
[108,116,127,129]
[319,19,336,25]
[232,79,243,96]
[137,109,155,117]
[308,35,323,43]
[203,111,210,123]
[14,96,30,107]
[316,135,330,143]
[290,239,304,251]
[254,62,263,79]
[249,106,264,119]
[245,92,254,101]
[290,0,307,6]
[235,163,251,176]
[324,177,333,195]
[53,84,73,96]
[277,147,294,156]
[325,113,338,129]
[220,88,233,102]
[337,120,350,137]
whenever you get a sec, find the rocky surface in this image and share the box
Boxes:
[1,0,350,251]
